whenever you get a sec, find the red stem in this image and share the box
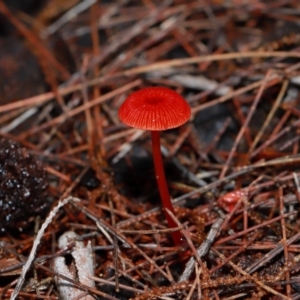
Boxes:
[151,131,182,246]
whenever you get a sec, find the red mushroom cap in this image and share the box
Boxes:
[118,87,191,131]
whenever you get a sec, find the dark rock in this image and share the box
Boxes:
[0,138,48,232]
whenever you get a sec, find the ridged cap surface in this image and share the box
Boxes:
[118,87,191,131]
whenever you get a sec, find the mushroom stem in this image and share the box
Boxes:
[151,131,182,246]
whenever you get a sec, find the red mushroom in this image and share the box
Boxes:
[217,190,246,213]
[118,86,191,245]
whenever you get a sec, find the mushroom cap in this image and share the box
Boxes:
[118,87,191,131]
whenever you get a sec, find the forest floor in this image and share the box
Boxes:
[1,1,300,299]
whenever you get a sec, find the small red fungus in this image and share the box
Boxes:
[217,190,246,213]
[119,86,191,246]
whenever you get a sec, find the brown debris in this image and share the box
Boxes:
[1,0,300,299]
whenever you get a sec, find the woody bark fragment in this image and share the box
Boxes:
[53,231,95,300]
